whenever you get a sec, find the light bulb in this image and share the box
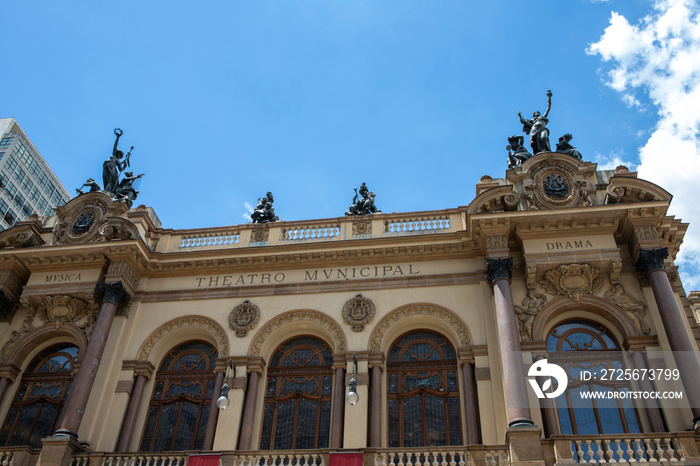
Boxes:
[217,395,230,409]
[346,390,359,406]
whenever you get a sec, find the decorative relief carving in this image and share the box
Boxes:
[514,289,547,341]
[609,259,623,285]
[250,311,345,356]
[502,192,521,211]
[53,193,135,245]
[342,294,376,332]
[604,284,650,335]
[0,304,36,362]
[229,300,261,337]
[634,225,660,242]
[251,228,269,242]
[485,235,508,251]
[37,295,93,328]
[605,184,625,204]
[352,219,372,236]
[137,316,228,362]
[370,304,470,352]
[0,225,44,250]
[540,264,604,301]
[107,261,140,293]
[520,159,585,210]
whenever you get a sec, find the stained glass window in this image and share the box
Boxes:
[140,341,217,452]
[0,343,78,448]
[260,336,333,450]
[547,319,640,435]
[387,330,462,447]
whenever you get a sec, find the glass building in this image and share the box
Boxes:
[0,118,70,231]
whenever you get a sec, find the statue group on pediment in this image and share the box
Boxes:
[508,90,584,169]
[76,128,144,206]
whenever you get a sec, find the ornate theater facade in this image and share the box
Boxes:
[0,152,699,465]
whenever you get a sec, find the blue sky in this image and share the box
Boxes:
[4,1,700,287]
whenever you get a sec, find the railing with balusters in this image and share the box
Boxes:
[372,446,509,466]
[550,433,699,463]
[384,215,451,234]
[281,222,341,241]
[70,452,187,465]
[178,230,240,249]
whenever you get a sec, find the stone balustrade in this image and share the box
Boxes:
[549,432,700,463]
[160,210,462,253]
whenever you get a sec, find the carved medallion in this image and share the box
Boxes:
[342,294,376,332]
[540,264,604,301]
[521,158,589,210]
[229,300,261,337]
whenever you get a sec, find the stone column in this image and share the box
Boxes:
[55,282,131,438]
[487,258,534,427]
[0,363,20,407]
[238,362,263,451]
[532,353,559,437]
[629,349,665,432]
[116,361,154,452]
[368,354,384,447]
[330,357,346,448]
[635,248,700,423]
[203,368,226,450]
[460,359,480,444]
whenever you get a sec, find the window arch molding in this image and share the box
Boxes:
[2,323,86,369]
[249,310,346,359]
[136,315,228,365]
[369,303,471,354]
[532,295,640,345]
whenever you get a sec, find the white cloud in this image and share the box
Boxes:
[588,0,700,289]
[594,151,638,171]
[242,202,254,221]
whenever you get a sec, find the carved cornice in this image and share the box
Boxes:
[229,300,261,338]
[369,304,470,352]
[342,294,376,332]
[121,360,155,379]
[249,310,345,356]
[486,257,513,284]
[540,264,604,301]
[0,224,44,250]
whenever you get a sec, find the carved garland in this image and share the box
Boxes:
[137,316,229,362]
[369,304,470,352]
[249,310,345,356]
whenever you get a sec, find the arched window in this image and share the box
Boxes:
[547,319,640,434]
[0,343,78,448]
[140,340,217,451]
[387,330,462,447]
[260,336,333,450]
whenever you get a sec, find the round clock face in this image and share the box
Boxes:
[72,210,95,235]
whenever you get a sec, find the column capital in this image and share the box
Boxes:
[98,281,132,305]
[486,257,513,284]
[635,248,669,275]
[0,290,18,323]
[368,352,385,370]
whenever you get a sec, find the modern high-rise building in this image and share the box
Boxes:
[0,118,70,231]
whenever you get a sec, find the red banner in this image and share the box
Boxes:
[188,454,221,466]
[329,452,363,466]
